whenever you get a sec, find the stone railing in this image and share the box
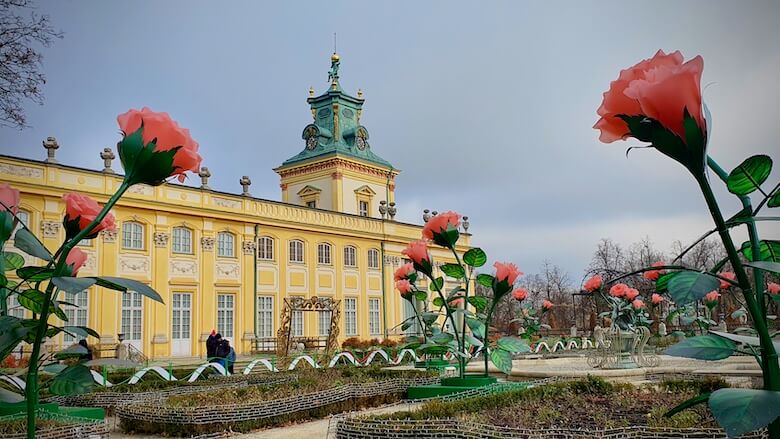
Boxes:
[334,419,766,439]
[116,377,438,427]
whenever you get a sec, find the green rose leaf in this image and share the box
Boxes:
[414,291,428,301]
[667,271,720,306]
[466,317,485,339]
[709,388,780,438]
[768,187,780,208]
[476,273,494,288]
[16,266,55,282]
[431,332,454,344]
[0,315,34,360]
[467,295,488,312]
[48,364,95,396]
[440,263,465,279]
[91,276,164,303]
[664,335,736,360]
[428,277,444,293]
[51,301,69,322]
[54,343,88,359]
[0,387,23,403]
[490,348,513,375]
[744,261,780,274]
[18,289,46,314]
[1,252,24,271]
[664,392,711,418]
[63,325,101,339]
[0,211,13,244]
[13,228,52,261]
[496,336,531,353]
[52,277,97,295]
[432,296,444,307]
[464,333,483,347]
[421,312,439,325]
[655,272,676,293]
[741,240,780,262]
[727,155,772,196]
[463,248,487,267]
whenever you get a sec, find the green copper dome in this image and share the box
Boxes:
[280,54,394,170]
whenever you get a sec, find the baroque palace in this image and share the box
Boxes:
[0,54,472,359]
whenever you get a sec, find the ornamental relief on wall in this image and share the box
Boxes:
[170,259,198,277]
[216,261,240,279]
[0,163,43,179]
[119,255,150,275]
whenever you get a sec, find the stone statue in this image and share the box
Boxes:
[115,341,128,360]
[658,321,667,337]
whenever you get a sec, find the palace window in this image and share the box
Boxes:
[344,298,358,336]
[289,239,304,263]
[317,243,332,265]
[344,246,357,267]
[8,294,25,319]
[367,249,379,269]
[63,291,89,343]
[369,298,381,336]
[358,200,369,217]
[291,299,304,337]
[306,200,317,209]
[217,232,235,258]
[257,236,274,260]
[257,296,274,338]
[13,210,29,235]
[217,294,234,340]
[172,227,193,254]
[122,222,144,250]
[121,291,143,342]
[318,310,331,336]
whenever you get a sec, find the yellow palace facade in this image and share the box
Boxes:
[0,54,472,359]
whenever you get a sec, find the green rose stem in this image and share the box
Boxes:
[706,157,780,438]
[448,247,470,378]
[406,293,428,344]
[25,181,129,439]
[425,273,465,378]
[695,166,780,437]
[483,299,499,377]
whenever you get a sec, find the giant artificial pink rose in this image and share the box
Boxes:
[117,107,202,185]
[65,248,88,276]
[494,262,522,285]
[402,240,431,268]
[583,275,603,293]
[422,211,460,240]
[0,183,20,215]
[62,192,116,240]
[632,299,645,310]
[395,279,413,295]
[595,50,704,143]
[625,288,640,301]
[394,263,415,282]
[704,290,721,305]
[609,283,628,298]
[512,288,529,301]
[719,271,736,290]
[542,300,554,310]
[651,293,663,305]
[767,282,780,295]
[643,262,666,281]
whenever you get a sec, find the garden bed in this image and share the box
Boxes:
[0,412,109,439]
[337,376,765,438]
[117,366,438,436]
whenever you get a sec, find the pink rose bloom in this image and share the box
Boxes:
[595,50,705,143]
[651,293,663,305]
[0,183,20,214]
[422,211,461,241]
[117,107,202,184]
[542,300,554,310]
[704,290,721,304]
[393,263,415,281]
[767,282,780,295]
[450,295,464,308]
[632,299,645,309]
[609,283,628,298]
[395,279,413,294]
[62,192,116,239]
[625,288,640,301]
[512,288,528,301]
[583,275,603,293]
[65,248,88,276]
[643,262,666,281]
[401,240,430,267]
[494,262,523,285]
[719,271,736,289]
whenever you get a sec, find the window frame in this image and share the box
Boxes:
[257,236,275,261]
[172,227,193,254]
[122,221,145,250]
[358,200,369,217]
[368,298,381,336]
[217,231,235,258]
[289,239,305,263]
[257,296,274,338]
[367,249,380,269]
[216,293,235,341]
[344,297,358,336]
[343,245,357,268]
[317,242,332,265]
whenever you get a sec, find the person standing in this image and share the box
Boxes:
[225,339,236,374]
[215,337,229,371]
[206,330,219,360]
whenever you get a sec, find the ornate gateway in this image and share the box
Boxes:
[276,296,341,360]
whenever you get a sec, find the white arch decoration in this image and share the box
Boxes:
[363,349,390,366]
[128,366,178,384]
[582,339,594,349]
[390,349,421,365]
[187,362,229,382]
[566,340,580,350]
[551,341,566,352]
[0,374,25,390]
[90,370,113,387]
[328,351,358,368]
[287,355,320,370]
[242,358,278,374]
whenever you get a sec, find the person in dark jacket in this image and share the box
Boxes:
[215,338,230,371]
[206,330,219,360]
[78,339,93,362]
[225,339,236,374]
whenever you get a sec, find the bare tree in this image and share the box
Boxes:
[0,0,62,128]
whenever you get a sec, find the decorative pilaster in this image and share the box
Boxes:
[40,220,60,238]
[242,240,256,255]
[201,236,215,251]
[101,229,117,243]
[153,232,170,248]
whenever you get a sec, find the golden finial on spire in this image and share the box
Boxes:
[357,88,364,98]
[309,86,315,97]
[331,52,340,62]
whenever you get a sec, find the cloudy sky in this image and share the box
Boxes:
[1,1,778,283]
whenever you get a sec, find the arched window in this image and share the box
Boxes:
[217,232,235,257]
[14,210,29,234]
[257,236,274,260]
[344,246,357,267]
[172,227,193,254]
[317,242,332,265]
[122,222,145,250]
[289,239,305,263]
[367,249,380,269]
